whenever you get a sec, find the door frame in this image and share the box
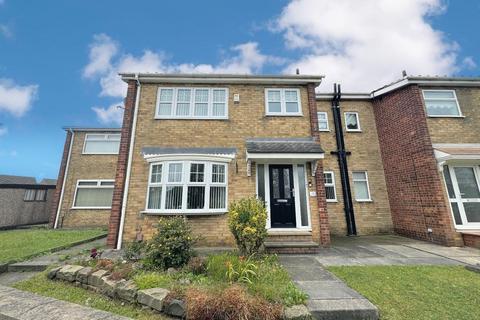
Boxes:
[256,163,312,230]
[446,164,480,229]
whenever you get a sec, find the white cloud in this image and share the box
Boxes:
[0,24,12,38]
[462,56,477,70]
[92,102,124,126]
[84,34,280,98]
[0,126,7,136]
[0,79,38,117]
[275,0,459,92]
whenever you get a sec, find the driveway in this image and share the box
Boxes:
[314,234,480,266]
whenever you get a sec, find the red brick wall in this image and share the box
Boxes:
[49,130,73,228]
[307,83,330,246]
[107,80,138,248]
[463,233,480,249]
[372,85,457,245]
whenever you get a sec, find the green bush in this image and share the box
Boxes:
[123,241,146,261]
[144,216,196,270]
[228,197,268,255]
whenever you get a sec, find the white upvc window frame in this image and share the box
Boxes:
[23,189,36,201]
[72,179,115,209]
[344,112,361,132]
[317,112,329,131]
[155,87,229,120]
[82,133,121,155]
[323,171,337,202]
[352,171,372,202]
[422,89,462,117]
[265,88,302,116]
[145,161,228,214]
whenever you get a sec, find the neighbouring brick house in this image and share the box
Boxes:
[0,175,56,228]
[50,73,480,251]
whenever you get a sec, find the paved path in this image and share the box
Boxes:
[0,285,131,320]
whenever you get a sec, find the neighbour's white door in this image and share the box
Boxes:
[449,166,480,228]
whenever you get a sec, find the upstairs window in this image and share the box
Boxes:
[323,171,337,202]
[352,171,371,201]
[345,112,361,132]
[156,88,228,119]
[265,88,302,115]
[422,90,461,117]
[317,112,329,131]
[83,134,120,154]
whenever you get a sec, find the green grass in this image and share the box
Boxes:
[14,272,166,320]
[0,228,106,263]
[328,265,480,320]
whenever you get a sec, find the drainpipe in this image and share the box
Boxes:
[54,129,74,229]
[331,84,357,236]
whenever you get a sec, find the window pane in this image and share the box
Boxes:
[283,168,291,199]
[318,120,328,130]
[158,103,172,116]
[346,113,359,130]
[75,188,113,207]
[78,181,98,186]
[451,202,462,225]
[176,103,190,116]
[352,172,366,180]
[424,91,454,99]
[151,164,162,183]
[187,186,205,209]
[284,90,298,102]
[464,203,480,223]
[268,102,281,113]
[268,90,281,101]
[209,186,226,209]
[317,112,326,120]
[454,167,480,198]
[159,89,173,101]
[195,89,209,102]
[165,186,183,209]
[324,173,333,184]
[168,163,183,182]
[297,164,309,226]
[442,166,456,199]
[148,186,162,209]
[354,181,369,200]
[212,103,225,117]
[176,89,191,116]
[325,186,336,200]
[35,190,46,201]
[425,100,460,116]
[194,103,208,116]
[286,102,299,113]
[24,189,35,201]
[257,164,265,201]
[212,164,225,183]
[213,89,226,102]
[100,181,115,186]
[84,140,120,153]
[190,163,205,182]
[271,168,280,199]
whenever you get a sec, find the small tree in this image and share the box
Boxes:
[144,216,196,270]
[228,197,268,255]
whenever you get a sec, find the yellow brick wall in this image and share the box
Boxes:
[316,99,393,235]
[122,83,322,246]
[59,131,118,228]
[425,87,480,144]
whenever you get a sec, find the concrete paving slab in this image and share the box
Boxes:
[296,280,364,300]
[0,285,131,320]
[0,272,38,286]
[307,299,379,320]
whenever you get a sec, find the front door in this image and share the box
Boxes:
[450,166,480,227]
[269,164,296,228]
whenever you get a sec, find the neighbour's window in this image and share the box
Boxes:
[73,180,114,208]
[422,90,461,117]
[146,161,228,213]
[265,88,301,115]
[317,112,329,131]
[24,189,36,201]
[35,189,46,201]
[352,171,371,201]
[83,134,121,154]
[323,171,337,202]
[345,112,361,131]
[156,88,228,119]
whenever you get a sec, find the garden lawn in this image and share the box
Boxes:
[0,228,106,263]
[328,265,480,320]
[14,272,166,320]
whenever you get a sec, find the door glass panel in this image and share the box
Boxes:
[283,168,291,199]
[442,166,456,199]
[297,165,308,227]
[454,167,480,198]
[257,164,265,201]
[272,169,280,199]
[450,202,462,225]
[464,203,480,223]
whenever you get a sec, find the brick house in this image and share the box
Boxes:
[50,74,480,251]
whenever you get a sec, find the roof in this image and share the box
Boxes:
[62,127,122,132]
[142,147,237,156]
[120,73,324,86]
[0,175,36,185]
[245,137,324,154]
[39,178,57,186]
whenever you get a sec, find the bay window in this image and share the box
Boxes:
[146,161,228,213]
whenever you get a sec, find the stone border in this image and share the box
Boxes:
[49,264,311,320]
[0,233,107,274]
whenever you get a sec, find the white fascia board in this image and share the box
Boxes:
[143,153,236,163]
[246,152,324,160]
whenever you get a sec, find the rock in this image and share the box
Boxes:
[47,266,62,280]
[75,267,93,284]
[88,269,109,287]
[57,265,84,282]
[116,280,138,303]
[137,288,170,312]
[179,278,191,285]
[101,277,123,298]
[283,305,312,320]
[165,299,186,318]
[166,267,178,275]
[100,249,125,261]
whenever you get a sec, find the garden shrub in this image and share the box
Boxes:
[123,241,146,261]
[144,217,196,270]
[186,256,206,275]
[228,197,268,255]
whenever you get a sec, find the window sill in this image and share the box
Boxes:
[427,115,465,118]
[326,200,338,203]
[154,116,229,121]
[141,210,227,216]
[355,199,373,203]
[346,130,362,133]
[71,207,112,210]
[82,152,119,155]
[265,114,303,117]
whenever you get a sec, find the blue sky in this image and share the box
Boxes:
[0,0,478,180]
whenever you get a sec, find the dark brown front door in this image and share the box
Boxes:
[269,164,296,228]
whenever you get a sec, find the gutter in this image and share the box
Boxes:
[54,129,74,229]
[116,74,141,249]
